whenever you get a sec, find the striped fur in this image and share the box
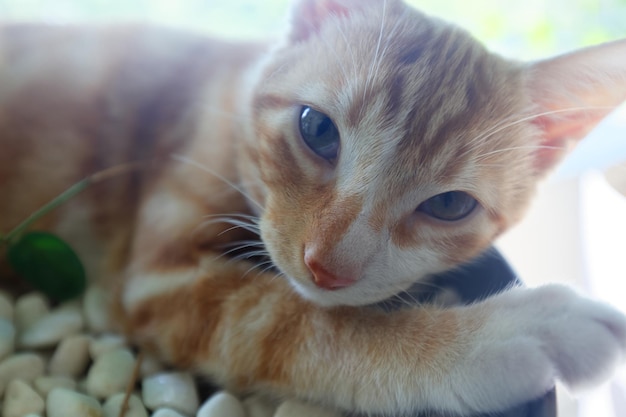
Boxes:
[1,0,626,415]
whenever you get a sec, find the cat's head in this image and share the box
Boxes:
[244,0,626,307]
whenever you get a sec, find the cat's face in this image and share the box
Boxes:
[244,0,626,307]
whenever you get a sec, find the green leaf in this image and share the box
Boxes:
[6,231,86,301]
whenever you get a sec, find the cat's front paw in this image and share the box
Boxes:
[531,286,626,390]
[454,285,626,413]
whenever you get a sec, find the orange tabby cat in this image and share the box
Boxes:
[1,0,626,415]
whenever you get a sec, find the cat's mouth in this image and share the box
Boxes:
[313,277,357,290]
[285,272,419,308]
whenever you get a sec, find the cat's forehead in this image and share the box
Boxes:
[288,7,523,135]
[257,1,532,208]
[309,10,526,183]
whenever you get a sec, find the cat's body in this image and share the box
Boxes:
[1,0,626,415]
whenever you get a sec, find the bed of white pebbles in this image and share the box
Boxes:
[0,287,342,417]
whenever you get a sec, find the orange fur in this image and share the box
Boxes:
[1,1,626,415]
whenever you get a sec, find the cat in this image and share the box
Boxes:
[1,0,626,415]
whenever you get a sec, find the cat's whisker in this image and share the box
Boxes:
[252,262,281,280]
[192,214,262,244]
[217,222,262,237]
[459,113,544,159]
[204,215,260,226]
[214,242,267,263]
[373,8,406,87]
[218,239,265,250]
[334,20,358,81]
[458,115,524,158]
[473,144,561,161]
[363,0,387,104]
[199,219,259,230]
[221,250,268,269]
[268,271,287,285]
[390,288,422,308]
[200,213,262,237]
[384,279,453,311]
[262,264,281,276]
[242,259,276,280]
[460,105,615,160]
[213,245,260,262]
[171,154,265,212]
[471,162,512,168]
[482,106,599,142]
[390,286,443,322]
[203,212,261,223]
[231,249,271,262]
[194,218,261,237]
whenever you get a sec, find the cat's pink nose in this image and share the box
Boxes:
[304,250,356,290]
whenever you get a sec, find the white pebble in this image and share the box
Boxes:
[0,318,16,360]
[48,334,91,377]
[2,379,45,417]
[151,408,187,417]
[86,348,136,399]
[89,334,127,359]
[0,353,45,395]
[14,293,49,331]
[274,400,343,417]
[18,305,84,349]
[243,395,277,417]
[47,387,103,417]
[0,291,14,320]
[83,286,111,333]
[197,391,246,417]
[142,372,199,415]
[34,375,77,397]
[103,393,148,417]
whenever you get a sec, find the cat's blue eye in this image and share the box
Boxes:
[299,106,340,161]
[417,191,478,221]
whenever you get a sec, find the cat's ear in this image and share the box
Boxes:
[288,0,371,42]
[527,39,626,173]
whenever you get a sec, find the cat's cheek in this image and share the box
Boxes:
[258,216,309,283]
[385,246,450,281]
[397,209,502,269]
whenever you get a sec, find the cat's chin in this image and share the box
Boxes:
[286,275,409,308]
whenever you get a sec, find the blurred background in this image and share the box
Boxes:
[1,0,626,58]
[1,0,625,416]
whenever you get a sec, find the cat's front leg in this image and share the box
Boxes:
[122,262,626,416]
[120,257,460,413]
[446,284,626,413]
[330,283,626,415]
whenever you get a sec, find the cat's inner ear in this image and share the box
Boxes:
[527,39,626,173]
[289,0,359,42]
